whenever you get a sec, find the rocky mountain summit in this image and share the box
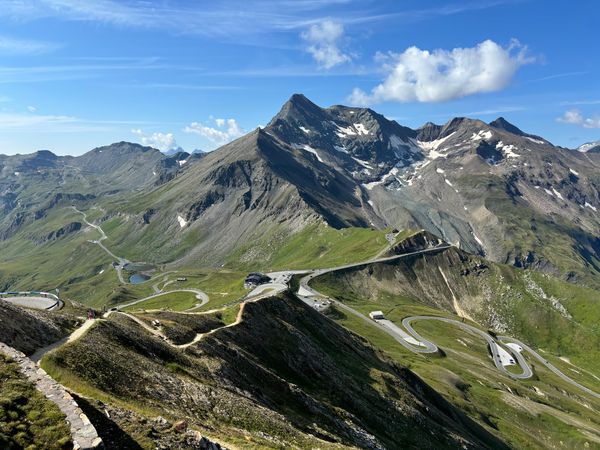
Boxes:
[1,94,599,286]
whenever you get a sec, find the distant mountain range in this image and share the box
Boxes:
[1,94,599,287]
[162,147,205,156]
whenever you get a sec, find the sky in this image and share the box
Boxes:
[0,0,599,155]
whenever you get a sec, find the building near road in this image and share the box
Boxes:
[369,311,385,320]
[244,272,271,289]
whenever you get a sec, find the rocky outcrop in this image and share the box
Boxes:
[45,221,82,241]
[387,230,446,256]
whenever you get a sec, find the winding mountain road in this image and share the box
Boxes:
[296,244,600,398]
[114,288,209,311]
[72,206,129,283]
[402,315,533,379]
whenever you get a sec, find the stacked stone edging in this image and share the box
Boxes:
[0,341,103,449]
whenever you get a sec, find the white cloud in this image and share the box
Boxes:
[27,105,36,112]
[184,118,245,145]
[131,129,178,151]
[301,20,352,69]
[0,111,153,133]
[556,109,600,129]
[0,35,59,54]
[349,39,533,105]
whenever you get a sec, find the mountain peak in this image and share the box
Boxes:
[90,141,159,155]
[288,92,312,105]
[489,117,525,136]
[439,117,487,138]
[30,149,58,161]
[270,93,324,124]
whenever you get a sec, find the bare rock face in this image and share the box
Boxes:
[45,221,82,241]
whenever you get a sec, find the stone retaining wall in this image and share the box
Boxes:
[0,341,103,450]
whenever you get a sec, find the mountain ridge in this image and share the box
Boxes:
[0,94,599,287]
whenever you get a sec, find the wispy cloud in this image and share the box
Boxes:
[560,99,600,106]
[0,57,180,84]
[0,35,60,55]
[129,83,244,91]
[529,71,589,82]
[0,111,157,133]
[0,111,81,132]
[0,0,520,39]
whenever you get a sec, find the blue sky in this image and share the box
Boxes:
[0,0,598,155]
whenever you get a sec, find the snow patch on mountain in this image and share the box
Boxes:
[496,141,520,158]
[177,215,188,228]
[417,132,456,153]
[470,130,493,141]
[525,136,545,145]
[333,122,357,138]
[299,126,311,134]
[354,123,370,135]
[292,143,324,163]
[362,181,382,190]
[577,141,600,152]
[352,157,374,169]
[552,188,564,200]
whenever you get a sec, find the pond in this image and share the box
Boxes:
[129,273,151,284]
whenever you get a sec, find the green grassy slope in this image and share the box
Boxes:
[226,222,395,270]
[311,251,600,449]
[41,295,510,449]
[0,354,71,449]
